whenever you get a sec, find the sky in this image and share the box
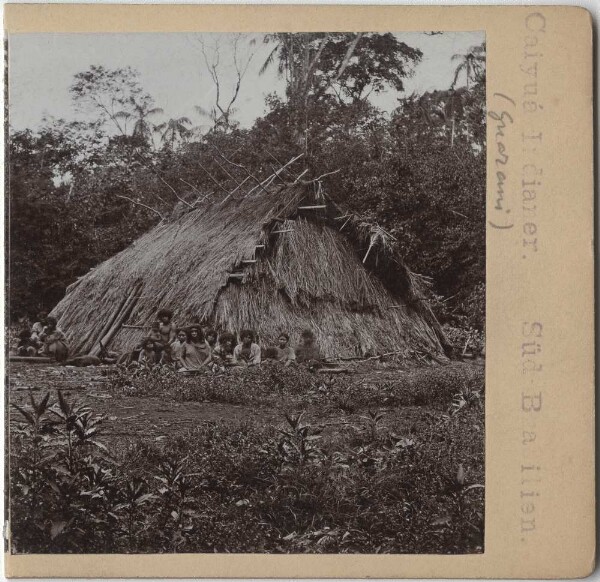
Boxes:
[8,31,484,133]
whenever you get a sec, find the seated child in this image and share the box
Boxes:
[42,317,69,362]
[295,329,323,368]
[205,329,218,350]
[262,347,279,361]
[233,330,261,366]
[138,338,157,366]
[31,311,48,344]
[180,325,211,372]
[212,332,236,366]
[275,333,296,366]
[17,330,38,357]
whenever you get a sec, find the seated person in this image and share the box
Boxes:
[205,329,218,350]
[295,329,323,368]
[138,337,157,366]
[42,317,69,362]
[212,332,236,366]
[275,333,296,366]
[17,329,39,357]
[262,347,279,361]
[233,330,261,366]
[31,311,48,344]
[179,325,211,371]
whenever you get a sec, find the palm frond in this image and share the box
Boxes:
[259,46,279,76]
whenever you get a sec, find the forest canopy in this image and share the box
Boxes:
[8,33,486,333]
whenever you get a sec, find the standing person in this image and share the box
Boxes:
[180,325,211,372]
[169,329,188,369]
[295,329,323,368]
[147,321,165,362]
[42,317,69,362]
[233,329,261,367]
[157,309,177,344]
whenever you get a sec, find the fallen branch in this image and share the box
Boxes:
[115,195,164,221]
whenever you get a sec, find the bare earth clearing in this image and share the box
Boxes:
[8,361,483,447]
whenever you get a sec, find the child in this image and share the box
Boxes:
[212,332,236,366]
[205,329,218,350]
[42,317,69,362]
[180,325,211,371]
[295,329,323,368]
[138,338,157,366]
[157,309,177,345]
[262,347,279,361]
[233,329,261,366]
[31,311,48,344]
[147,321,165,362]
[17,330,38,357]
[275,333,296,366]
[169,329,188,369]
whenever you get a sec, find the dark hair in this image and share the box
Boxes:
[205,328,217,339]
[19,329,31,340]
[37,311,48,321]
[46,316,57,327]
[239,329,255,342]
[219,331,236,344]
[278,332,290,341]
[301,329,315,340]
[187,325,204,341]
[176,329,189,340]
[263,347,279,360]
[157,308,173,320]
[141,337,155,348]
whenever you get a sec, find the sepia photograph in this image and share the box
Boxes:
[6,29,486,555]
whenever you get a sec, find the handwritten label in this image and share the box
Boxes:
[489,93,516,229]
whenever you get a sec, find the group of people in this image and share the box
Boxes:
[14,308,324,371]
[130,309,323,372]
[16,312,69,362]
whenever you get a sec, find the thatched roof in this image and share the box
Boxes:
[52,182,447,360]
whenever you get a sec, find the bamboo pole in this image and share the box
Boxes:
[100,294,139,351]
[91,284,141,355]
[88,292,131,354]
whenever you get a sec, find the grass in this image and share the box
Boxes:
[9,362,484,554]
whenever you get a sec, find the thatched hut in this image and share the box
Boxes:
[51,182,448,361]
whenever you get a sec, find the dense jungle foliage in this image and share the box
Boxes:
[8,34,485,331]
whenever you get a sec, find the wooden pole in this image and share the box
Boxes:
[91,284,141,355]
[89,292,130,354]
[197,162,230,195]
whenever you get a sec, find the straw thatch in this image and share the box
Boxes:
[51,182,447,360]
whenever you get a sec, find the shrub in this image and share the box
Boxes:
[10,387,483,554]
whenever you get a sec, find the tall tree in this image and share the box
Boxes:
[155,117,192,149]
[194,34,257,132]
[451,43,486,90]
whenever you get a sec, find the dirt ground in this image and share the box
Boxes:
[7,360,483,449]
[8,363,284,442]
